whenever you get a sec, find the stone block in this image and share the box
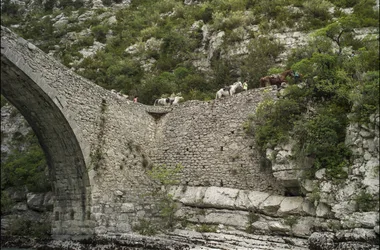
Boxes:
[245,191,270,210]
[12,202,28,212]
[345,212,379,228]
[251,221,269,232]
[268,221,290,233]
[316,202,331,218]
[278,197,304,216]
[202,210,248,229]
[301,200,316,216]
[120,203,135,213]
[259,195,284,215]
[291,217,314,237]
[178,186,207,205]
[315,168,326,179]
[203,186,239,209]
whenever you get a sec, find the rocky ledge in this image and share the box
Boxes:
[1,235,190,250]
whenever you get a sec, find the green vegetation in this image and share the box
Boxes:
[195,224,217,233]
[354,190,379,212]
[284,216,298,228]
[133,164,183,235]
[1,0,377,104]
[245,15,379,180]
[6,217,51,238]
[1,95,8,108]
[1,131,51,193]
[245,210,260,233]
[1,191,14,215]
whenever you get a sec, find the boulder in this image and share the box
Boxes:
[26,193,45,212]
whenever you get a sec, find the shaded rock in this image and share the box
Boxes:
[26,193,45,212]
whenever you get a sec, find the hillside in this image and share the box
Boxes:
[1,0,378,103]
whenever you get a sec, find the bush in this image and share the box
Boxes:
[249,96,302,149]
[1,191,14,215]
[240,37,285,88]
[292,105,351,179]
[132,164,183,235]
[132,218,157,236]
[353,0,379,27]
[1,95,8,108]
[7,218,51,238]
[195,224,217,233]
[354,190,378,212]
[91,25,108,43]
[1,132,51,193]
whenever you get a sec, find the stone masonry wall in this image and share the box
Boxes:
[151,89,285,194]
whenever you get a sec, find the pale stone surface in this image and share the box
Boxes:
[178,186,207,205]
[259,195,285,215]
[201,210,248,229]
[301,200,316,216]
[315,168,326,179]
[242,190,270,210]
[26,193,45,212]
[344,212,379,228]
[120,203,135,213]
[203,187,239,209]
[268,221,291,232]
[251,221,270,232]
[291,217,315,237]
[278,197,304,216]
[316,203,331,218]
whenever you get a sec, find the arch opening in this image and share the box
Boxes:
[1,51,94,239]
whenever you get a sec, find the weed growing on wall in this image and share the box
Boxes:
[354,190,379,212]
[195,224,217,233]
[133,164,183,235]
[245,210,260,233]
[284,216,298,228]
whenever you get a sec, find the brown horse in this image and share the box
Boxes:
[259,69,294,88]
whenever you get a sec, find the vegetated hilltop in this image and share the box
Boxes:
[1,0,378,104]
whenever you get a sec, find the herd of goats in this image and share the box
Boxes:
[111,69,300,106]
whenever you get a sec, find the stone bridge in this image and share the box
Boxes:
[1,26,285,238]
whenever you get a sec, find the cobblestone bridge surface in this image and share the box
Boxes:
[1,26,281,238]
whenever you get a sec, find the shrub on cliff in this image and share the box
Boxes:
[245,18,378,180]
[1,132,51,193]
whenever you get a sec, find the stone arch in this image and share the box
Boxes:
[1,27,94,238]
